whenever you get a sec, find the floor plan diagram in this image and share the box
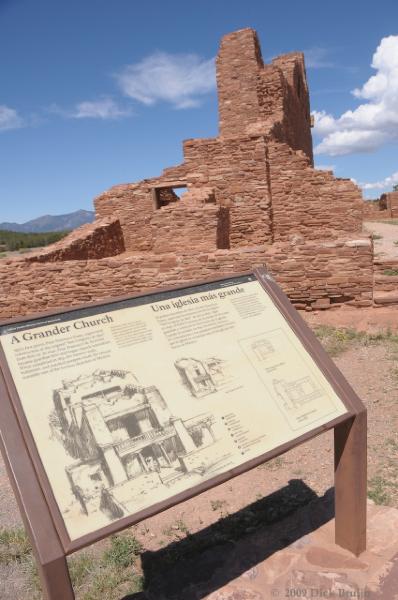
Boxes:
[239,329,339,430]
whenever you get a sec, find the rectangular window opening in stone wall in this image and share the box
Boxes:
[153,184,188,209]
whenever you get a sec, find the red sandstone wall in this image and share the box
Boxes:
[94,184,155,252]
[26,219,125,262]
[270,54,313,164]
[373,258,398,305]
[380,192,398,218]
[363,200,388,219]
[216,28,313,163]
[268,142,363,240]
[150,203,226,253]
[0,236,373,321]
[183,135,273,247]
[216,29,264,139]
[362,194,398,220]
[92,133,363,254]
[95,164,190,253]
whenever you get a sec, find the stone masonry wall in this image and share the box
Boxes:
[216,28,313,163]
[269,142,363,241]
[216,29,264,139]
[363,194,398,219]
[267,54,313,163]
[380,192,398,218]
[182,135,273,247]
[94,163,190,252]
[0,237,373,321]
[363,200,389,219]
[94,183,155,252]
[26,218,125,262]
[150,203,228,254]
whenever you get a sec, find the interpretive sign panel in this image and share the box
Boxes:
[0,268,366,599]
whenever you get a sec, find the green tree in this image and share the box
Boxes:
[0,230,69,252]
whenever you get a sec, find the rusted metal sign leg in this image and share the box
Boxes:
[334,409,367,556]
[0,370,75,599]
[38,555,74,600]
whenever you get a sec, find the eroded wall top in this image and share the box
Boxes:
[216,28,313,163]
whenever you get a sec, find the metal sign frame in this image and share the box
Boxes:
[0,267,367,600]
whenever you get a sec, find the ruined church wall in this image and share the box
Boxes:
[363,199,388,219]
[183,135,273,247]
[380,192,398,218]
[216,28,264,139]
[150,204,228,254]
[94,163,190,253]
[94,183,155,252]
[268,142,363,241]
[0,237,373,321]
[216,29,313,163]
[270,54,313,163]
[25,219,125,262]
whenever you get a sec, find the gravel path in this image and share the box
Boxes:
[364,220,398,260]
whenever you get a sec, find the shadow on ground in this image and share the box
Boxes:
[122,479,335,600]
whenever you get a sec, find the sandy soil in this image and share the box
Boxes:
[364,220,398,260]
[304,304,398,333]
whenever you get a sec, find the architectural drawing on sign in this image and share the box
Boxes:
[51,369,217,522]
[174,357,232,398]
[272,376,322,412]
[251,338,275,362]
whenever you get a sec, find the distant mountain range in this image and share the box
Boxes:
[0,210,95,233]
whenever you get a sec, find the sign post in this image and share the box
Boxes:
[0,268,367,599]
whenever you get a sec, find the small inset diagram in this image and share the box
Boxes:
[273,376,322,412]
[251,338,275,362]
[174,356,232,398]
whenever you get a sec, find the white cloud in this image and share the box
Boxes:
[0,105,23,131]
[72,98,131,119]
[116,51,216,109]
[51,98,131,120]
[304,47,335,69]
[361,170,398,190]
[313,35,398,156]
[314,163,336,171]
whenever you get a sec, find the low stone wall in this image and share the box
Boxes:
[380,192,398,219]
[26,219,125,262]
[373,258,398,275]
[0,236,373,321]
[365,194,398,219]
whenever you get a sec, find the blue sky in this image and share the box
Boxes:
[1,0,398,222]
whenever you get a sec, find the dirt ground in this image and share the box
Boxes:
[364,220,398,259]
[305,304,398,333]
[0,306,398,598]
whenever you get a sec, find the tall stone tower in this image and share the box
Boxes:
[216,28,313,164]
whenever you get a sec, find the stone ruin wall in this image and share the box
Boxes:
[363,192,398,219]
[0,28,373,321]
[216,29,313,161]
[0,238,373,320]
[25,218,125,262]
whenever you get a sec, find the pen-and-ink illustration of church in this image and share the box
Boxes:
[51,368,219,523]
[174,356,233,398]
